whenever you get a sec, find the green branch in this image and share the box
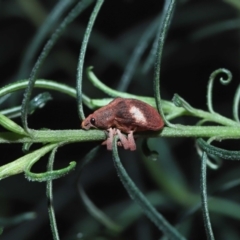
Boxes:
[0,126,240,145]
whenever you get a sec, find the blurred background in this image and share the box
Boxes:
[0,0,240,239]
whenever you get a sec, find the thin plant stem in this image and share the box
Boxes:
[112,136,186,239]
[76,0,104,121]
[46,146,61,240]
[153,0,176,127]
[21,0,93,131]
[200,152,215,240]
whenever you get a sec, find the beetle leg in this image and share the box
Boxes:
[102,128,136,151]
[116,129,129,150]
[127,130,136,151]
[102,128,117,150]
[116,129,136,151]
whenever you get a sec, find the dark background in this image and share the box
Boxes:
[0,0,240,239]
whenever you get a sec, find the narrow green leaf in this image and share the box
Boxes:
[21,0,94,131]
[117,14,160,91]
[86,67,157,105]
[112,136,186,239]
[197,138,240,160]
[47,146,61,240]
[141,139,159,161]
[17,0,77,78]
[0,143,58,180]
[79,185,122,232]
[172,94,195,114]
[1,92,52,119]
[233,84,240,122]
[153,0,176,127]
[200,152,215,240]
[0,79,75,98]
[28,92,52,114]
[77,0,104,121]
[25,159,76,182]
[142,15,164,74]
[0,79,92,109]
[77,146,121,232]
[0,113,28,136]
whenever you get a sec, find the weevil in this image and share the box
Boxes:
[81,98,164,151]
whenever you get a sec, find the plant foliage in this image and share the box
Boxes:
[0,0,240,239]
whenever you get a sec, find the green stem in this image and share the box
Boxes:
[1,126,240,144]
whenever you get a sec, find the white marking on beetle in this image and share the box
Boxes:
[129,106,147,123]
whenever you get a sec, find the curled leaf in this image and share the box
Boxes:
[197,138,240,160]
[28,92,52,114]
[22,143,33,153]
[0,144,58,180]
[141,139,159,161]
[25,160,76,182]
[25,143,76,182]
[207,68,232,113]
[195,137,222,170]
[172,94,195,114]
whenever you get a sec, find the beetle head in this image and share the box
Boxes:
[81,114,97,130]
